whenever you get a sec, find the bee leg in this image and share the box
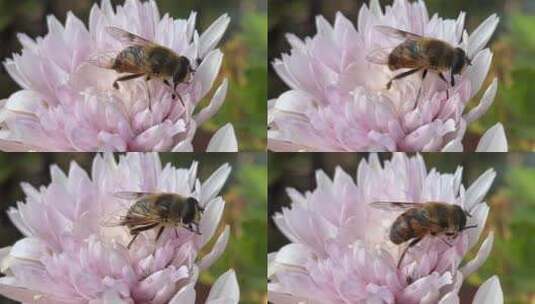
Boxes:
[155,226,165,242]
[113,73,146,89]
[438,72,450,99]
[386,68,421,90]
[397,237,422,268]
[163,79,180,101]
[439,237,453,247]
[127,233,139,249]
[450,72,455,87]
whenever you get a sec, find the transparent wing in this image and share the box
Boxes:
[106,26,153,46]
[87,51,117,69]
[366,47,392,65]
[374,25,422,40]
[100,216,124,227]
[369,201,421,211]
[113,191,155,200]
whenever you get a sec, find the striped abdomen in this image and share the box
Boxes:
[389,208,431,244]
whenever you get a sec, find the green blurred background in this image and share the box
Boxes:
[0,153,267,304]
[0,0,267,151]
[268,0,535,151]
[269,153,535,304]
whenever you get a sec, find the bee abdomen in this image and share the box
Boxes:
[389,207,431,244]
[113,46,145,72]
[389,215,414,244]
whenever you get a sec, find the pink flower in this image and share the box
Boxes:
[0,153,239,303]
[0,0,237,152]
[268,0,507,152]
[268,153,499,303]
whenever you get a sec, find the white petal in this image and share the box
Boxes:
[438,293,459,304]
[464,78,498,124]
[268,244,312,277]
[9,238,47,262]
[3,90,43,115]
[441,139,463,152]
[0,280,70,304]
[461,232,494,277]
[199,14,230,58]
[199,197,225,247]
[466,49,492,97]
[206,123,238,152]
[171,141,194,152]
[472,276,503,304]
[195,50,223,100]
[206,269,240,304]
[169,283,196,304]
[201,163,232,204]
[198,225,230,271]
[465,169,496,211]
[467,14,499,59]
[194,79,228,126]
[475,123,507,152]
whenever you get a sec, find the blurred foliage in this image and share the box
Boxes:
[268,0,535,151]
[469,164,535,304]
[0,153,267,304]
[0,0,266,151]
[268,152,535,303]
[472,12,535,151]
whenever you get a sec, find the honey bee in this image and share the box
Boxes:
[370,201,477,268]
[108,191,204,249]
[367,26,472,91]
[90,27,195,102]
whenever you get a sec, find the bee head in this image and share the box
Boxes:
[182,197,202,224]
[452,47,470,75]
[172,56,193,91]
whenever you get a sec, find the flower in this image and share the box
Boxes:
[0,153,239,303]
[268,0,507,152]
[268,153,498,303]
[0,0,237,152]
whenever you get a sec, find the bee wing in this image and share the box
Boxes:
[366,47,392,65]
[87,51,117,69]
[106,26,153,46]
[369,201,421,211]
[100,213,126,227]
[113,191,157,200]
[374,25,422,41]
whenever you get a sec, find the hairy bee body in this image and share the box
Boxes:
[113,192,204,248]
[90,27,194,99]
[387,38,456,72]
[367,26,471,90]
[389,202,467,244]
[370,201,475,268]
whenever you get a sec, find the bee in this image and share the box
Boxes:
[370,201,477,268]
[367,26,472,91]
[90,27,195,102]
[109,191,204,249]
